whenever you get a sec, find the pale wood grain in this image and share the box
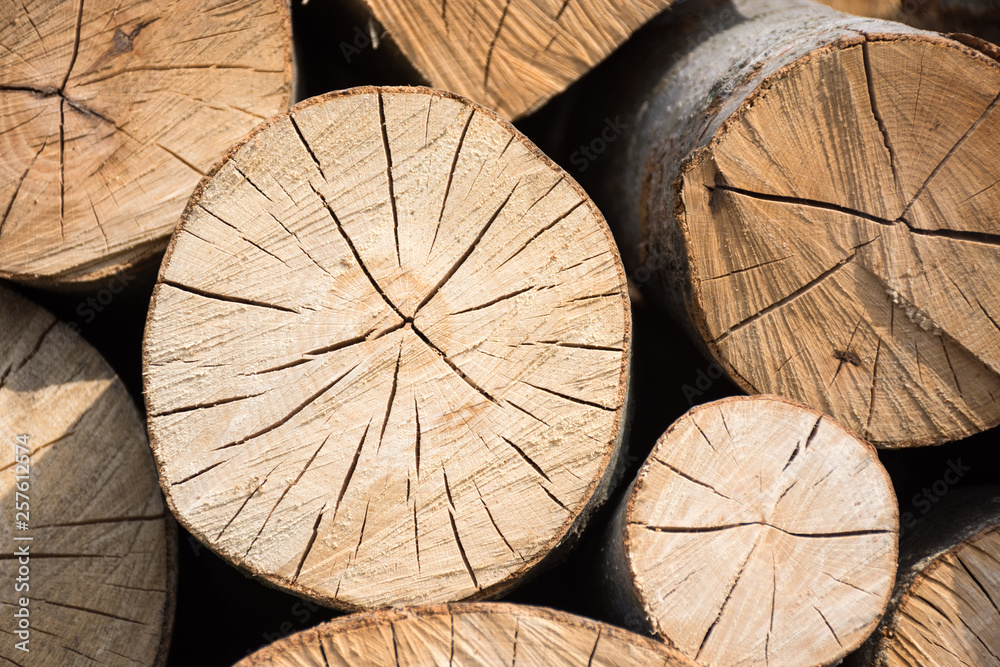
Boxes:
[0,284,175,666]
[0,0,292,287]
[600,396,898,667]
[583,0,1000,447]
[236,603,699,667]
[346,0,673,119]
[143,86,631,610]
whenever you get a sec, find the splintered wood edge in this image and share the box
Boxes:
[0,0,294,288]
[619,395,898,666]
[236,602,698,666]
[142,85,631,610]
[0,285,177,665]
[678,32,1000,448]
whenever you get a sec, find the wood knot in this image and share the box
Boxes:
[833,349,861,366]
[112,28,132,53]
[112,19,157,54]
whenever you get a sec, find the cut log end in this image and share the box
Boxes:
[237,603,699,666]
[0,0,292,287]
[603,396,897,667]
[885,528,1000,666]
[143,86,630,610]
[854,490,1000,667]
[352,0,674,119]
[675,33,1000,447]
[0,284,175,665]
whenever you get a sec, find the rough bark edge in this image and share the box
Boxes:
[236,601,696,666]
[0,0,296,290]
[676,31,1000,449]
[141,85,633,612]
[601,394,899,664]
[848,486,1000,667]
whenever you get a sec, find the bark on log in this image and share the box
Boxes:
[598,395,898,667]
[236,602,699,666]
[579,0,1000,448]
[343,0,675,120]
[849,487,1000,666]
[0,284,176,665]
[0,0,292,288]
[142,86,631,610]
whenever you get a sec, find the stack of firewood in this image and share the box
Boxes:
[2,0,998,665]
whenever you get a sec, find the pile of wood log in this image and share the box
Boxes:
[2,0,998,665]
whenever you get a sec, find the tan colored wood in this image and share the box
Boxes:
[143,86,631,610]
[584,0,1000,447]
[816,0,1000,44]
[851,489,1000,666]
[818,0,899,17]
[347,0,673,120]
[599,396,898,667]
[0,0,292,287]
[0,284,175,665]
[236,602,699,666]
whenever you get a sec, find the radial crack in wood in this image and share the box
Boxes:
[0,285,175,665]
[343,0,675,119]
[235,603,699,666]
[0,0,292,286]
[599,396,898,667]
[581,0,1000,446]
[142,86,631,610]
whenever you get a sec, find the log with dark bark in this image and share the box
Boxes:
[847,486,1000,666]
[0,0,292,287]
[0,284,176,665]
[236,603,699,666]
[575,0,1000,448]
[142,86,631,611]
[598,395,898,667]
[342,0,675,119]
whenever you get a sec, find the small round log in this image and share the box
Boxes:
[581,0,1000,447]
[143,86,631,610]
[0,284,175,665]
[850,487,1000,666]
[599,395,898,667]
[236,602,699,666]
[0,0,292,287]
